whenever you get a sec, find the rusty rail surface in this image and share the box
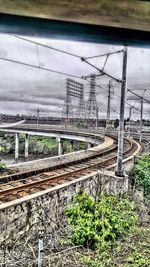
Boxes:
[0,136,138,203]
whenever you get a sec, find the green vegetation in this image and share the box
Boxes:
[81,225,150,267]
[65,192,150,266]
[0,146,6,171]
[0,161,6,172]
[66,192,136,249]
[2,134,58,157]
[0,133,86,158]
[131,154,150,201]
[28,136,57,156]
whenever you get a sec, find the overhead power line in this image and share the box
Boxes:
[95,83,140,112]
[10,34,123,83]
[81,58,122,83]
[128,88,150,90]
[127,89,150,104]
[84,49,123,60]
[2,36,150,109]
[0,56,81,79]
[10,34,81,59]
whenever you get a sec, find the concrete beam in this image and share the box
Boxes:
[0,128,103,145]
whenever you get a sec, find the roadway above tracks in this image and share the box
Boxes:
[0,124,105,161]
[0,124,104,144]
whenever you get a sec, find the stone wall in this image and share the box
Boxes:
[0,170,128,252]
[0,139,141,263]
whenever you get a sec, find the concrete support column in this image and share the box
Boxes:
[71,140,74,151]
[15,133,19,161]
[57,136,63,155]
[25,134,29,159]
[87,143,92,149]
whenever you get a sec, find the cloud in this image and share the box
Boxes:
[0,34,149,119]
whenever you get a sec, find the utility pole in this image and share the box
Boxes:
[139,99,143,142]
[115,46,127,177]
[38,228,44,267]
[37,108,40,128]
[106,80,111,131]
[127,107,132,137]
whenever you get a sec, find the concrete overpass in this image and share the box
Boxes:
[0,125,104,161]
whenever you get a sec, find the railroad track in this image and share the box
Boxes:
[0,136,138,204]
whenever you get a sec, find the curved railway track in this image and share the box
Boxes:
[0,136,139,204]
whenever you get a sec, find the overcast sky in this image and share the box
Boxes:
[0,34,149,120]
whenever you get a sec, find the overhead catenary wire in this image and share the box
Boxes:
[126,88,148,111]
[96,83,141,112]
[0,55,121,114]
[101,54,109,71]
[2,35,150,114]
[82,62,150,105]
[81,58,122,83]
[83,75,141,112]
[10,34,123,61]
[0,56,81,79]
[127,88,150,104]
[83,78,140,113]
[0,55,149,110]
[10,34,123,83]
[10,34,81,59]
[84,49,123,60]
[10,34,150,105]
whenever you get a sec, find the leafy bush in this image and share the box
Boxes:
[0,146,7,172]
[65,192,136,250]
[0,161,6,172]
[131,154,150,199]
[0,146,5,154]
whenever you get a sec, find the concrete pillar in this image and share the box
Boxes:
[71,140,74,151]
[25,134,29,159]
[57,136,63,155]
[15,133,19,161]
[87,143,92,149]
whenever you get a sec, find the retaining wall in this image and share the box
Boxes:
[0,170,128,251]
[0,139,141,259]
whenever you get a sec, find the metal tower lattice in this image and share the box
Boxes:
[62,79,74,119]
[75,85,86,119]
[86,75,98,119]
[62,78,85,119]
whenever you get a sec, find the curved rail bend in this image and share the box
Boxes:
[0,132,140,204]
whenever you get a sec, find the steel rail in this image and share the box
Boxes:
[0,137,138,203]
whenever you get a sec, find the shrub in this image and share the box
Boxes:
[65,192,136,250]
[0,161,6,172]
[131,154,150,199]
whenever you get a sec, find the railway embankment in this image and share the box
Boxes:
[0,137,141,252]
